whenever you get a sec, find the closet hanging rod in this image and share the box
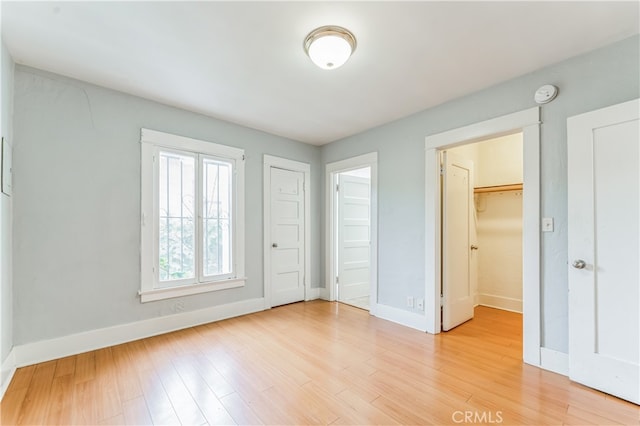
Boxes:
[474,183,523,194]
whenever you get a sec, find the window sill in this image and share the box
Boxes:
[139,277,246,303]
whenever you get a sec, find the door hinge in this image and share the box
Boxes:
[242,154,246,161]
[336,184,340,192]
[440,295,444,307]
[336,276,339,284]
[440,167,444,175]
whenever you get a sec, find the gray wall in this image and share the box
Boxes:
[321,35,640,353]
[12,67,321,345]
[9,35,640,355]
[1,42,14,368]
[0,43,14,372]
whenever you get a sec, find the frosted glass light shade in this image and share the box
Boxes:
[304,26,356,70]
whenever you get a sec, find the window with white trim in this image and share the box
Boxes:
[140,129,245,302]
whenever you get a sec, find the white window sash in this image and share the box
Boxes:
[156,147,197,286]
[198,154,236,283]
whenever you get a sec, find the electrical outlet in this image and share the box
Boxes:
[416,298,424,311]
[407,296,414,308]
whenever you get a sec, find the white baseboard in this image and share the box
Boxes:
[374,303,427,332]
[305,287,320,301]
[319,286,330,301]
[540,347,569,376]
[1,349,16,401]
[478,293,522,313]
[13,297,266,368]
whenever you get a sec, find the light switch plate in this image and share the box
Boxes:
[542,217,554,232]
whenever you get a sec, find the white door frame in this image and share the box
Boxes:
[263,155,311,309]
[424,107,541,367]
[326,152,378,315]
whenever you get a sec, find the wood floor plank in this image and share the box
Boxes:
[566,402,626,425]
[0,385,28,426]
[261,383,333,424]
[73,351,95,384]
[137,367,181,426]
[98,413,126,425]
[188,352,236,399]
[15,360,56,425]
[5,365,35,391]
[111,344,143,403]
[219,392,263,425]
[229,320,313,387]
[364,369,473,424]
[172,355,236,425]
[1,301,637,425]
[121,396,153,426]
[43,374,74,425]
[152,365,206,426]
[73,379,100,425]
[122,338,154,374]
[142,333,208,425]
[332,387,401,425]
[227,383,295,425]
[94,347,123,422]
[297,382,344,424]
[53,356,76,378]
[370,394,445,425]
[334,365,383,403]
[203,347,273,395]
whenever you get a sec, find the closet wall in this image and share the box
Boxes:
[449,133,523,313]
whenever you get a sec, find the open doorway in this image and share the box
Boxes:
[335,167,371,310]
[424,107,541,367]
[444,133,524,330]
[326,153,378,315]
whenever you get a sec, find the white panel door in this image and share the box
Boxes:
[567,99,639,404]
[337,174,371,303]
[270,167,305,307]
[442,152,475,331]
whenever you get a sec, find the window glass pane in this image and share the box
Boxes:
[159,151,195,281]
[203,158,233,277]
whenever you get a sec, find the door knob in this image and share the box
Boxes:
[572,259,586,269]
[272,243,278,248]
[470,245,478,250]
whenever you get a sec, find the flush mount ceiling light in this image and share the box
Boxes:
[303,25,357,70]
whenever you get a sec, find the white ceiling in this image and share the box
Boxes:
[2,2,638,145]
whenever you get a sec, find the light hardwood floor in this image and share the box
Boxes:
[1,301,638,425]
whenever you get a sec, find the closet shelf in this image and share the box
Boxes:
[474,183,523,194]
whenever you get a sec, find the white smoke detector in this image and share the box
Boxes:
[534,85,558,104]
